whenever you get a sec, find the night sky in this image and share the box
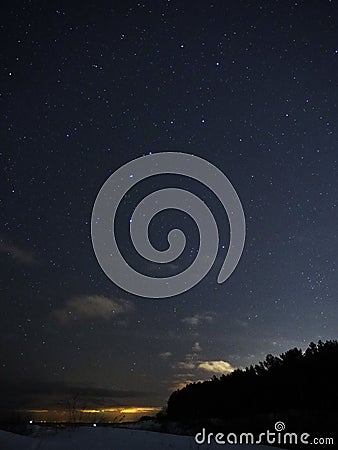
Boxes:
[1,0,337,419]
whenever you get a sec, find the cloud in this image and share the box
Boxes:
[172,380,194,391]
[53,295,133,324]
[176,361,196,370]
[159,352,172,360]
[174,356,235,380]
[143,262,180,276]
[235,319,249,328]
[173,373,196,380]
[198,360,235,375]
[181,313,214,327]
[0,238,37,265]
[0,380,146,410]
[192,342,202,352]
[170,373,207,391]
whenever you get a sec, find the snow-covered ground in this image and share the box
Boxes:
[0,426,286,449]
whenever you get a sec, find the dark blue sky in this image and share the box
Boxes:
[1,0,337,412]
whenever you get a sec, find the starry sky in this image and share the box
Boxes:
[1,0,337,418]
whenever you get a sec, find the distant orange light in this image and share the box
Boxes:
[120,407,159,414]
[19,409,49,413]
[80,409,101,413]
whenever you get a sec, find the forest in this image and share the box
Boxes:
[166,340,338,446]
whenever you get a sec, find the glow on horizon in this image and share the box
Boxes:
[18,409,49,413]
[80,407,160,415]
[20,406,161,422]
[120,407,159,414]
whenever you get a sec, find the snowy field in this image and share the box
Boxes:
[0,426,286,449]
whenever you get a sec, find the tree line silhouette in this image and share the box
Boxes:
[166,340,338,441]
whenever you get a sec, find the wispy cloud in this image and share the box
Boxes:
[53,295,133,324]
[171,380,196,391]
[0,238,37,265]
[159,352,172,360]
[170,373,206,391]
[192,342,202,352]
[176,361,196,370]
[181,313,214,327]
